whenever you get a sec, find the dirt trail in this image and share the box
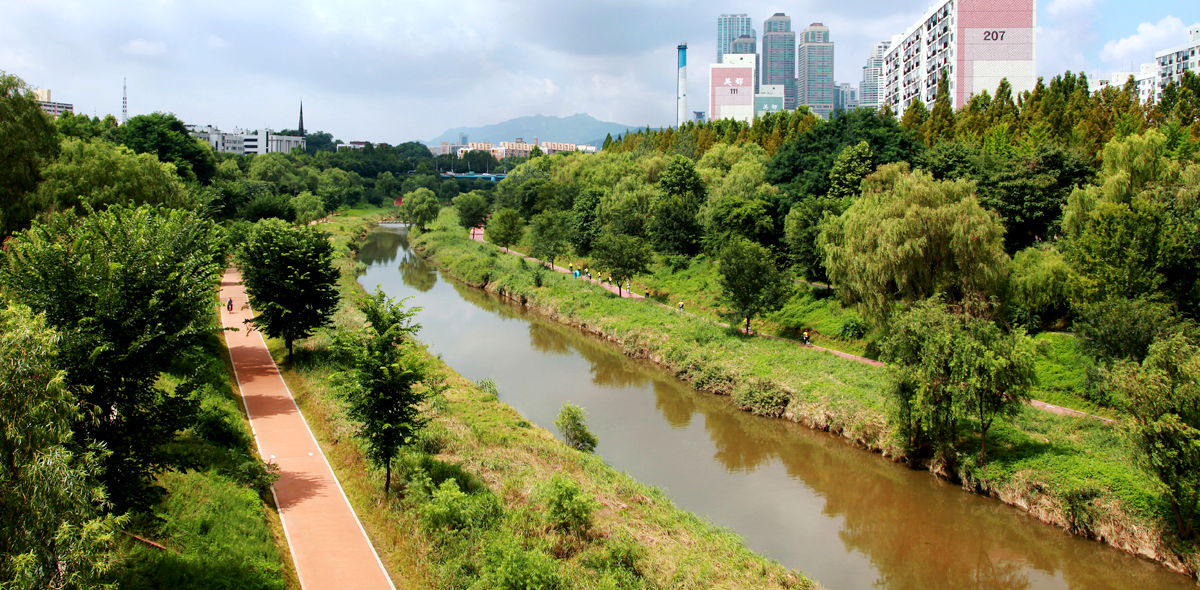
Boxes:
[220,268,395,590]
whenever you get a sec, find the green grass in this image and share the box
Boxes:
[1028,332,1121,419]
[411,207,1197,574]
[257,210,814,590]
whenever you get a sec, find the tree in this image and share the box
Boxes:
[375,170,400,203]
[0,305,124,588]
[717,238,791,325]
[569,188,602,255]
[109,112,217,184]
[34,138,196,216]
[555,404,597,453]
[3,205,224,511]
[900,98,929,134]
[924,71,956,146]
[292,191,326,225]
[236,219,341,361]
[0,72,60,236]
[486,208,525,251]
[453,191,489,232]
[785,141,875,281]
[820,163,1009,321]
[650,155,706,255]
[529,145,544,159]
[303,131,337,155]
[528,209,573,266]
[589,232,653,295]
[338,289,430,495]
[398,187,440,231]
[1115,334,1200,539]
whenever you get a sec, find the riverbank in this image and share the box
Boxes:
[410,208,1198,577]
[264,206,814,589]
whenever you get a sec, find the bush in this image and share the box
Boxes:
[476,378,499,397]
[555,404,598,453]
[481,538,562,590]
[1073,298,1182,363]
[731,378,791,418]
[239,193,296,223]
[542,474,599,535]
[838,314,869,340]
[419,479,501,533]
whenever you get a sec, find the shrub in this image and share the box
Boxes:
[838,314,869,340]
[543,474,600,535]
[481,539,562,590]
[731,379,791,418]
[476,378,499,397]
[555,404,598,453]
[419,479,501,533]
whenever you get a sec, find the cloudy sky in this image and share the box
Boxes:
[2,0,1196,144]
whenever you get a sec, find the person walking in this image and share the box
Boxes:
[678,300,684,312]
[227,297,234,313]
[803,329,811,345]
[744,317,751,334]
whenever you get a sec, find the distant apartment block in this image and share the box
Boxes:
[834,83,859,112]
[186,125,305,155]
[860,41,891,109]
[883,0,1036,117]
[710,53,757,122]
[34,88,73,118]
[336,141,370,151]
[1156,25,1200,101]
[797,22,835,119]
[762,13,797,110]
[717,14,755,65]
[1090,64,1156,102]
[186,125,245,154]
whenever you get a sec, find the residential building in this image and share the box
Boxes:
[797,22,835,119]
[498,140,534,158]
[186,125,245,154]
[33,89,72,118]
[860,41,891,109]
[693,111,707,123]
[717,14,755,65]
[730,34,760,94]
[709,53,757,122]
[882,0,1036,117]
[337,141,370,151]
[1155,25,1200,103]
[755,84,786,118]
[236,128,306,155]
[762,13,797,110]
[834,83,859,112]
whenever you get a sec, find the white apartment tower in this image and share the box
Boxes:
[1155,25,1200,103]
[797,22,835,119]
[860,41,891,109]
[883,0,1036,116]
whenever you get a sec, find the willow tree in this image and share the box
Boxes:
[819,163,1009,322]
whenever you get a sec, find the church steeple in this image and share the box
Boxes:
[298,100,305,136]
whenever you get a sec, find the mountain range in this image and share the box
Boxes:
[426,113,643,148]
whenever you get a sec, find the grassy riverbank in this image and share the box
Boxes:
[259,206,812,589]
[411,207,1197,576]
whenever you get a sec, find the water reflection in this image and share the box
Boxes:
[358,228,1194,590]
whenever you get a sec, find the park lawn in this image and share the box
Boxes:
[414,206,1192,572]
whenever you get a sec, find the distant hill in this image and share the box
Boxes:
[427,113,643,147]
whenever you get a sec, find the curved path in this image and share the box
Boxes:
[466,229,1115,424]
[220,268,395,590]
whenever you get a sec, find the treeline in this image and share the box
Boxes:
[0,69,437,588]
[451,70,1200,544]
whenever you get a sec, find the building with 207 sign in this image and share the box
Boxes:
[882,0,1035,117]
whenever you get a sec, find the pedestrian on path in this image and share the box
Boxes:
[227,297,234,313]
[678,300,684,312]
[744,317,751,334]
[803,329,811,345]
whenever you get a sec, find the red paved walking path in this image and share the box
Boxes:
[466,228,1114,424]
[220,268,395,590]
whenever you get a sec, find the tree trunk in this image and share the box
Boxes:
[385,460,391,497]
[286,338,294,363]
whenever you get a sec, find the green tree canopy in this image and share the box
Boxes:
[34,138,196,216]
[398,187,440,231]
[235,219,341,361]
[0,72,60,236]
[785,141,876,281]
[528,209,573,266]
[569,188,602,255]
[0,305,123,588]
[486,208,525,251]
[3,205,224,511]
[717,238,791,323]
[453,191,490,232]
[590,232,653,295]
[109,112,216,184]
[292,191,326,226]
[820,163,1009,321]
[650,155,706,255]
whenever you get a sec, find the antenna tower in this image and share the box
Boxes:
[122,78,128,124]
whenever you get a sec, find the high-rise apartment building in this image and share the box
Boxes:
[717,14,755,65]
[882,0,1036,116]
[762,13,797,110]
[709,53,757,123]
[730,34,760,94]
[1155,25,1200,103]
[860,41,891,109]
[797,22,835,119]
[833,83,859,112]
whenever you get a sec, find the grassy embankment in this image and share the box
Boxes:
[113,311,299,589]
[254,205,812,589]
[414,207,1197,576]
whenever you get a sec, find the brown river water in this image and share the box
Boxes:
[358,228,1194,590]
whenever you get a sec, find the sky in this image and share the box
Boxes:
[1,0,1196,144]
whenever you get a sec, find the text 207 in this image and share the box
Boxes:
[983,30,1006,41]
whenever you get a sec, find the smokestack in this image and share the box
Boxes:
[677,43,687,127]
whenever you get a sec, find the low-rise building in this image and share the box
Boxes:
[754,84,785,118]
[186,125,305,155]
[186,125,246,154]
[34,89,73,118]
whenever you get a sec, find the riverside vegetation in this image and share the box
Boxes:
[258,210,813,589]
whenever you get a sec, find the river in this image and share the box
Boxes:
[357,227,1193,590]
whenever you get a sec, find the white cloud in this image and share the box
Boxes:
[122,39,166,56]
[1037,0,1099,77]
[1099,16,1188,66]
[206,35,230,49]
[1046,0,1097,18]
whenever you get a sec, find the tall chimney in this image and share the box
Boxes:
[677,43,688,127]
